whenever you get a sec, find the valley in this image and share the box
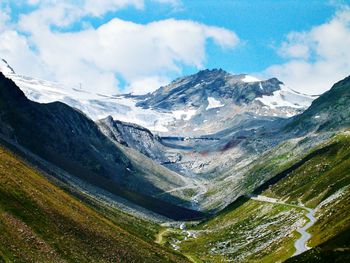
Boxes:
[0,60,349,262]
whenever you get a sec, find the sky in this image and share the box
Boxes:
[0,0,350,95]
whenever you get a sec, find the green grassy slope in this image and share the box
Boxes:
[263,133,350,247]
[263,133,350,206]
[285,217,350,263]
[0,146,188,262]
[285,75,350,133]
[169,199,305,262]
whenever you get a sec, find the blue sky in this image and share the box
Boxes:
[116,0,339,74]
[1,0,350,94]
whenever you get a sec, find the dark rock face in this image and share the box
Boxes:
[137,69,282,110]
[0,72,130,182]
[0,59,15,74]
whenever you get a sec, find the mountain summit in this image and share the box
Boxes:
[136,69,316,134]
[137,69,283,109]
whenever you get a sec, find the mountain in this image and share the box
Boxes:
[0,60,316,135]
[285,75,350,134]
[0,61,318,209]
[0,71,130,184]
[136,68,316,135]
[138,69,313,112]
[0,72,206,220]
[155,77,350,259]
[169,132,350,262]
[183,74,350,211]
[0,61,338,213]
[0,59,170,132]
[1,58,349,262]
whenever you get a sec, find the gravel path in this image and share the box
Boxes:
[249,194,316,256]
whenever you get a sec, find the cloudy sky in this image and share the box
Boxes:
[1,0,350,95]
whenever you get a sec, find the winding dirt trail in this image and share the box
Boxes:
[293,208,316,256]
[249,194,316,256]
[155,228,173,244]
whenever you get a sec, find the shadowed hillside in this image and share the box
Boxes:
[0,145,188,262]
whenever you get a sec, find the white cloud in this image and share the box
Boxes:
[26,0,145,17]
[265,7,350,95]
[125,76,170,95]
[82,0,145,16]
[0,30,52,78]
[0,0,238,95]
[0,0,239,95]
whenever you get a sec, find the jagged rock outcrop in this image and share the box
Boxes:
[98,115,168,163]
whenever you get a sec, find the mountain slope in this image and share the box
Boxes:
[98,116,169,163]
[0,145,188,262]
[285,75,350,134]
[160,78,350,261]
[0,72,130,182]
[286,228,350,263]
[190,75,350,211]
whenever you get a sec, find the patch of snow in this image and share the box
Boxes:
[242,75,260,83]
[259,82,263,90]
[172,109,197,121]
[206,97,225,110]
[256,84,315,110]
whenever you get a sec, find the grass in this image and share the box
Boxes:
[308,188,350,248]
[172,199,305,262]
[285,227,350,262]
[263,133,350,207]
[184,253,203,263]
[0,146,189,262]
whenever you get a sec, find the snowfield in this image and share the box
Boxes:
[206,97,225,110]
[256,84,315,109]
[241,75,260,83]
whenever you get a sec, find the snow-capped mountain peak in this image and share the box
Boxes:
[0,60,317,135]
